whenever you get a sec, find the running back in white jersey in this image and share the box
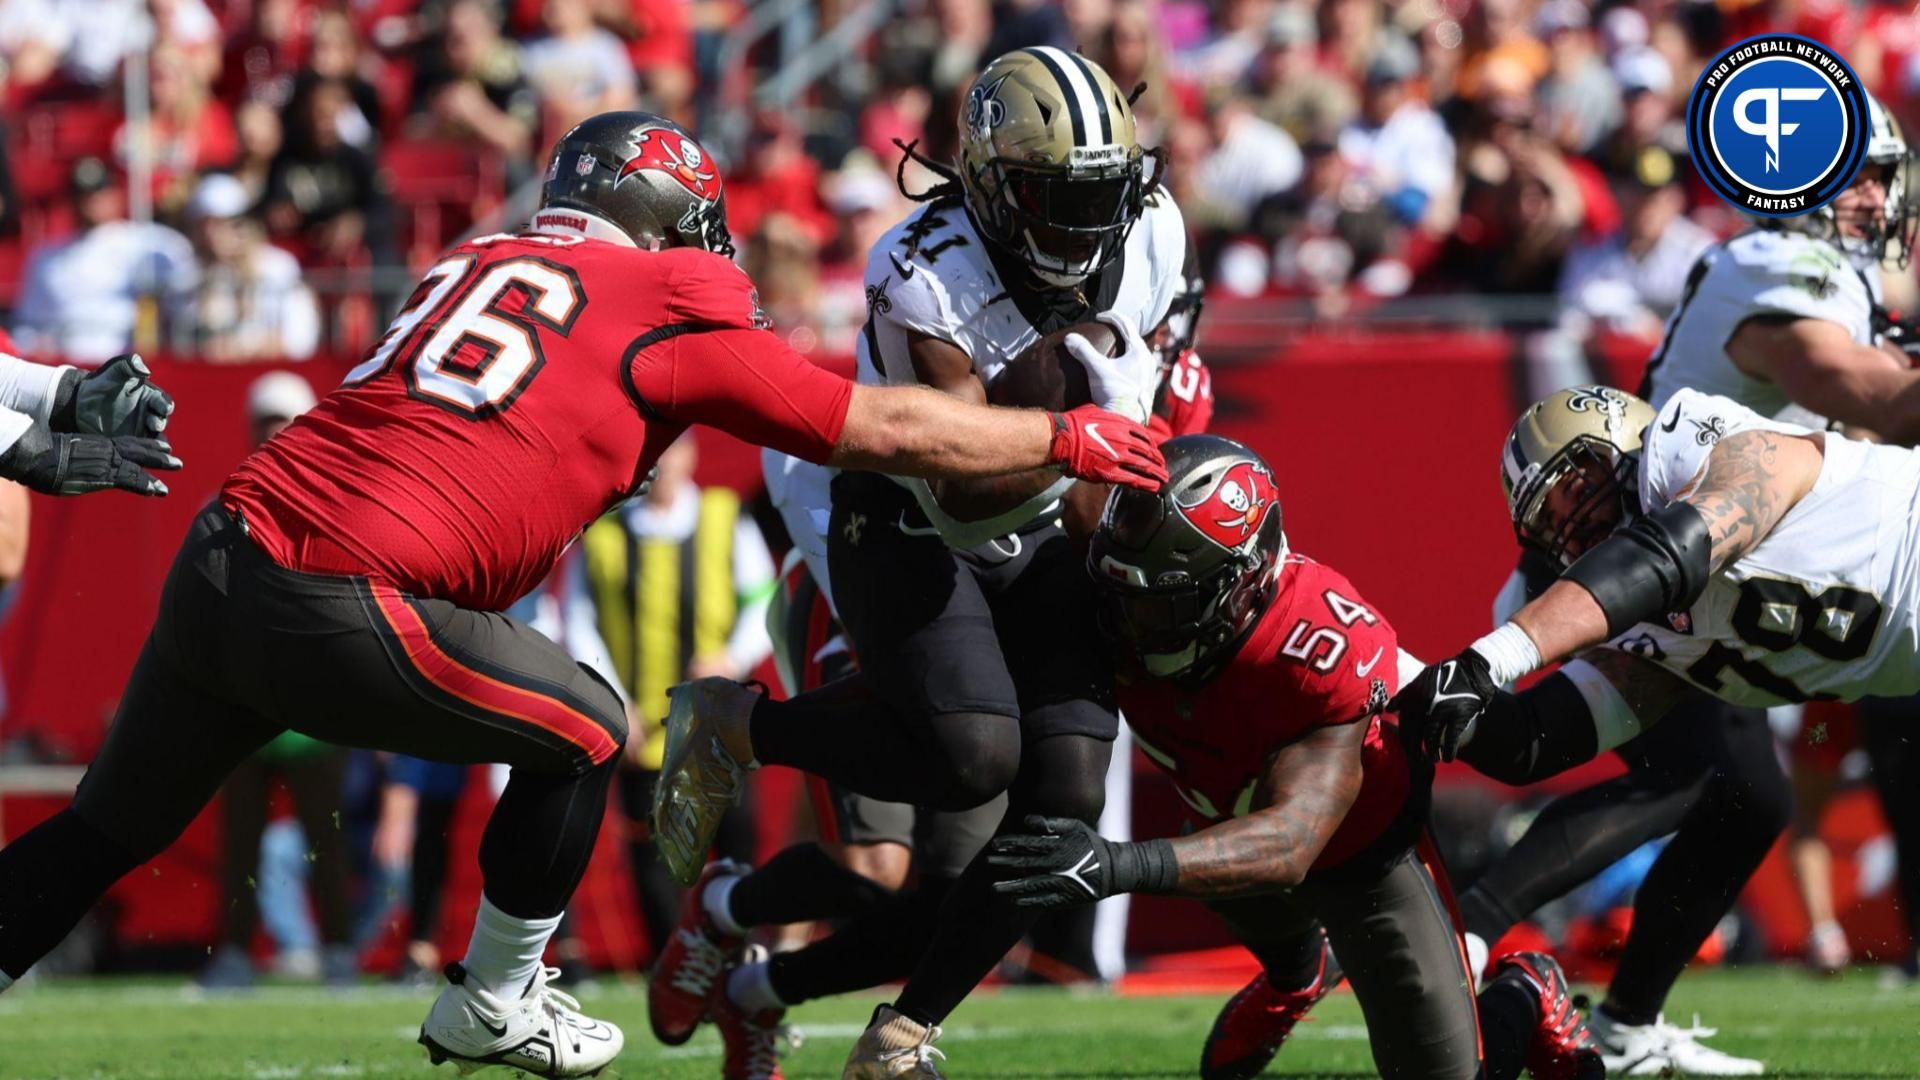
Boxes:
[854,189,1186,546]
[1640,230,1883,429]
[1604,388,1920,706]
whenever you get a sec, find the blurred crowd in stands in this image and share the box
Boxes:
[0,0,1915,363]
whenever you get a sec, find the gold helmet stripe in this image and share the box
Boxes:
[1025,45,1103,146]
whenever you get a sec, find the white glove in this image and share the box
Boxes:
[1065,311,1152,423]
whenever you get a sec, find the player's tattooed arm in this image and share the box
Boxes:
[1683,428,1823,572]
[1164,720,1366,897]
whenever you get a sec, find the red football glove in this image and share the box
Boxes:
[1046,404,1168,491]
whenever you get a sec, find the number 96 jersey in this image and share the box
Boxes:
[225,230,854,613]
[1609,388,1920,706]
[1117,555,1422,874]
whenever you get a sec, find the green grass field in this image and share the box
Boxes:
[2,968,1916,1079]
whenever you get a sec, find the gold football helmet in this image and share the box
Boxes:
[958,48,1146,286]
[1501,385,1658,566]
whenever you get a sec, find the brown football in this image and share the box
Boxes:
[985,320,1116,411]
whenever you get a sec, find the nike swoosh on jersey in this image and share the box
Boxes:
[1355,646,1384,678]
[1660,408,1681,432]
[889,251,915,280]
[1084,423,1117,459]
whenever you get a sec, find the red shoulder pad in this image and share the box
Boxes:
[1269,558,1399,727]
[665,251,772,331]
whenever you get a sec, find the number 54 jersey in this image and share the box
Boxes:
[1611,388,1920,706]
[1117,555,1424,874]
[224,230,855,613]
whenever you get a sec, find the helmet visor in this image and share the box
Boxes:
[1095,578,1209,657]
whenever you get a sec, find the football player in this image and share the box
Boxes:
[0,112,1165,1079]
[0,351,176,497]
[1397,386,1920,882]
[982,436,1602,1080]
[648,49,1194,1073]
[651,273,1218,1078]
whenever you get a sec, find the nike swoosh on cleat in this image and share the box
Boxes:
[467,1005,510,1039]
[1355,646,1384,678]
[1084,423,1117,459]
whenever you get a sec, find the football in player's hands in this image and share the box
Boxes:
[987,321,1106,412]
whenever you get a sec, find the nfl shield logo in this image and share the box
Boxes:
[575,153,598,177]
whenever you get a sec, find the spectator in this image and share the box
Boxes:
[11,158,194,363]
[41,0,216,90]
[199,371,357,991]
[264,78,391,264]
[1441,94,1591,294]
[1558,145,1714,340]
[1252,3,1357,144]
[231,97,284,203]
[1339,33,1455,231]
[521,0,638,133]
[1320,0,1385,83]
[288,9,384,150]
[112,40,238,215]
[1087,1,1177,141]
[173,173,321,362]
[1533,0,1621,156]
[1255,132,1400,308]
[1179,0,1273,87]
[591,0,694,118]
[725,112,833,249]
[817,161,905,355]
[1458,0,1549,101]
[1597,46,1685,184]
[982,0,1071,62]
[410,0,538,167]
[0,0,68,99]
[216,0,309,107]
[565,432,772,958]
[1195,90,1303,234]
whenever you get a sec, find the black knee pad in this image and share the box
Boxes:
[921,711,1022,811]
[1010,733,1112,824]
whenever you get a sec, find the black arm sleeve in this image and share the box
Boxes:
[1459,672,1602,786]
[1560,503,1712,638]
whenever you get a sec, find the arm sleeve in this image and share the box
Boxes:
[630,253,852,462]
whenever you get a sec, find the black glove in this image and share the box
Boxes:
[1388,647,1497,762]
[52,354,176,438]
[0,421,179,497]
[986,815,1177,910]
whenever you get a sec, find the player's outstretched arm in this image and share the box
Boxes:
[830,383,1168,491]
[1729,316,1920,445]
[984,722,1365,908]
[1453,648,1688,784]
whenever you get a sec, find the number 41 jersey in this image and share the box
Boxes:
[224,230,854,613]
[1613,388,1920,705]
[1117,555,1419,874]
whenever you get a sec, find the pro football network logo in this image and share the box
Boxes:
[1686,34,1869,216]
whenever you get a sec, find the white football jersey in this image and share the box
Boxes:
[1604,389,1920,707]
[762,448,836,614]
[854,190,1186,546]
[1640,229,1882,429]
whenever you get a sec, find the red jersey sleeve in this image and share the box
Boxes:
[1150,350,1214,443]
[1279,562,1399,730]
[628,254,851,462]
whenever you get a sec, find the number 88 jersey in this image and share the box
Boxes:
[1610,389,1920,706]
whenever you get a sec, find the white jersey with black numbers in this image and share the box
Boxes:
[1640,229,1882,430]
[1603,389,1920,707]
[853,189,1187,547]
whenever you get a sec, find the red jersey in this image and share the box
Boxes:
[224,232,853,611]
[1118,554,1413,873]
[1148,350,1214,443]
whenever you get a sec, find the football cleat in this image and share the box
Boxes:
[842,1005,947,1079]
[647,858,748,1045]
[1199,935,1337,1080]
[419,962,623,1078]
[652,678,761,886]
[714,945,790,1079]
[1589,1007,1764,1076]
[1490,951,1603,1080]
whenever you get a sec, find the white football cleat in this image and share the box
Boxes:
[419,962,623,1077]
[1589,1008,1763,1076]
